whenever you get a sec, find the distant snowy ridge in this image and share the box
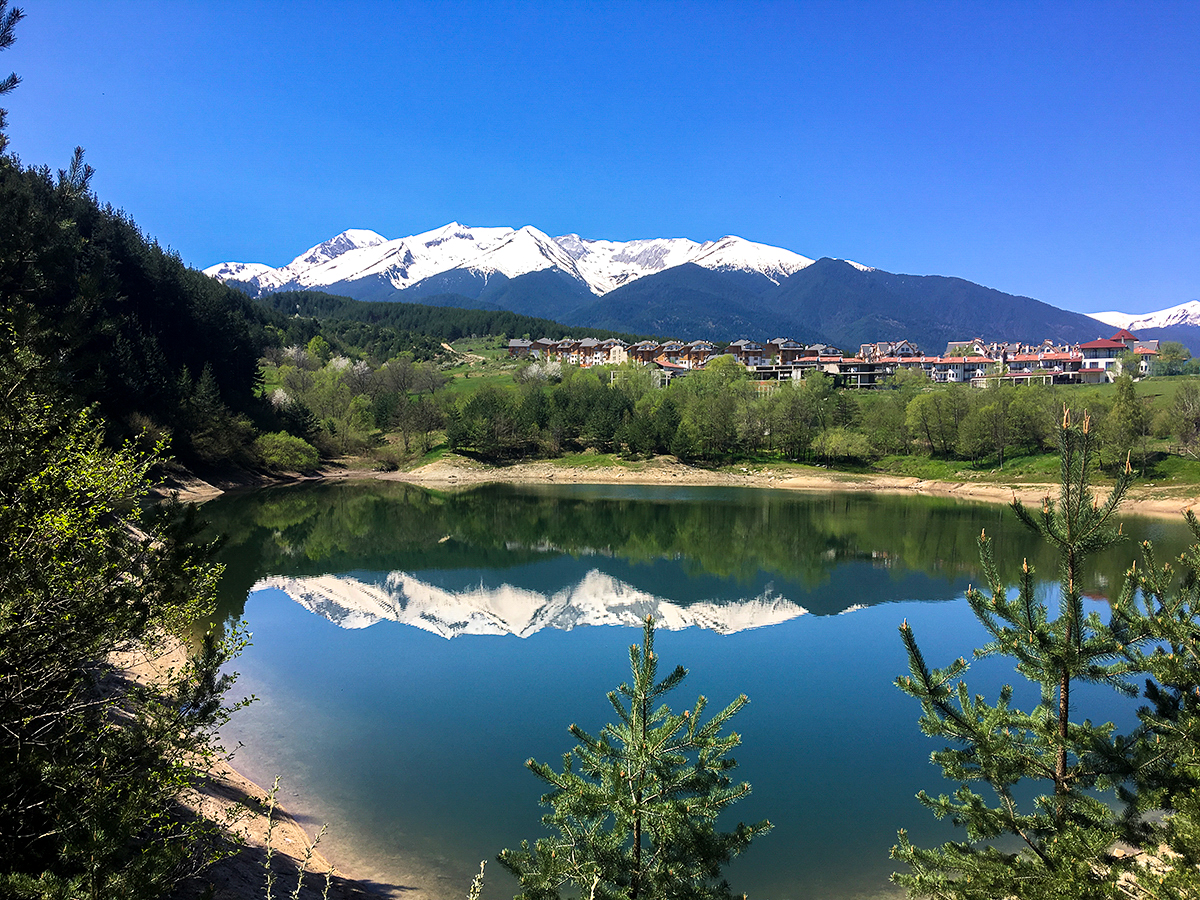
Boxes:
[1091,300,1200,332]
[253,569,811,639]
[205,222,821,298]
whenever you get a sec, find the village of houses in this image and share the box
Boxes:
[508,329,1162,388]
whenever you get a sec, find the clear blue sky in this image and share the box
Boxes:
[5,0,1197,315]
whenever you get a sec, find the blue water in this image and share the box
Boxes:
[206,483,1185,900]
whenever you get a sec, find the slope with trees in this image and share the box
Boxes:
[0,12,247,894]
[0,323,243,898]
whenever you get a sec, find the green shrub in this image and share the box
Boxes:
[253,431,320,472]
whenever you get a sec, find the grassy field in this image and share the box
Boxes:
[440,336,524,395]
[1054,375,1194,406]
[441,370,521,397]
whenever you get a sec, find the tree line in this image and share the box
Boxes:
[445,355,1200,474]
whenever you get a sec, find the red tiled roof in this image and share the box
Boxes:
[1007,352,1080,362]
[1110,329,1138,341]
[1080,339,1126,349]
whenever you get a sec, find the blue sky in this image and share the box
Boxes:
[5,0,1197,315]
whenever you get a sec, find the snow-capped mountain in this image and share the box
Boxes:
[1091,300,1200,331]
[204,229,389,295]
[203,261,286,294]
[253,569,812,639]
[553,233,815,293]
[204,222,820,299]
[206,223,1121,351]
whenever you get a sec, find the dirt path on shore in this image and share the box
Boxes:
[117,641,397,900]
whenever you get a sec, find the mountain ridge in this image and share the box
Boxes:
[206,223,814,301]
[207,222,1193,353]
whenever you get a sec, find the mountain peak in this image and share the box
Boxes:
[1091,299,1200,331]
[284,229,388,273]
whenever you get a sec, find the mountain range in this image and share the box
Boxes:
[207,224,1197,353]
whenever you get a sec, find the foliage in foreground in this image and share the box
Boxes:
[499,617,770,900]
[0,325,244,897]
[894,410,1200,898]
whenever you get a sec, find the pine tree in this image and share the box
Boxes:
[0,2,22,154]
[1121,513,1200,894]
[499,616,771,900]
[893,409,1155,899]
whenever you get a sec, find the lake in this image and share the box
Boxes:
[202,481,1193,900]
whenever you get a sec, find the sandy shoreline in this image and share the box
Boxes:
[154,453,1198,897]
[115,641,394,900]
[166,453,1200,521]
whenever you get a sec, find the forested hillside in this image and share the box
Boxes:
[0,8,249,896]
[255,290,649,346]
[0,151,270,445]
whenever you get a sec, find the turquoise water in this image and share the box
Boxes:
[203,482,1192,900]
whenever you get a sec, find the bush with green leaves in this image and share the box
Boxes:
[254,430,320,472]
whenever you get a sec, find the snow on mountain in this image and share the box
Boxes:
[204,229,387,293]
[838,259,874,272]
[553,233,815,293]
[280,229,388,276]
[555,234,703,292]
[205,222,829,299]
[282,222,515,291]
[240,223,587,295]
[201,261,286,293]
[686,235,814,284]
[461,225,589,283]
[1091,300,1200,331]
[254,569,811,639]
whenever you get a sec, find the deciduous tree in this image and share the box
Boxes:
[0,327,244,898]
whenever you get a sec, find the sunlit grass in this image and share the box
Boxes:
[872,452,1062,483]
[259,363,282,396]
[441,370,519,396]
[554,452,642,469]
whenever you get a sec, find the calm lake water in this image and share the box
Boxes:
[202,482,1194,900]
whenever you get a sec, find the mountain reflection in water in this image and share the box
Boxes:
[206,480,1189,630]
[255,568,809,637]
